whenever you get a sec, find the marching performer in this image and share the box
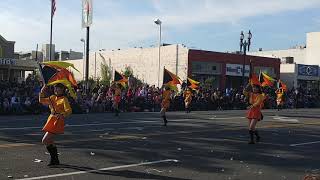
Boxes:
[39,83,72,166]
[183,87,193,113]
[243,83,265,144]
[160,86,172,126]
[275,88,284,111]
[113,83,122,116]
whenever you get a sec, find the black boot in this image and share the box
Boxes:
[46,144,60,166]
[162,116,167,126]
[254,130,261,142]
[248,130,255,144]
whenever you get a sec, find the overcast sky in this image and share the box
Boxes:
[0,0,320,53]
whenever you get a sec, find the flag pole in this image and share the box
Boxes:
[49,0,54,62]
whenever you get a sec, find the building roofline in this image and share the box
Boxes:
[0,34,15,44]
[189,48,280,61]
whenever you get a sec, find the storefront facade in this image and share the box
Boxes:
[188,49,280,89]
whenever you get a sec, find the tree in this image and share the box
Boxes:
[123,66,133,78]
[100,62,111,86]
[203,77,215,90]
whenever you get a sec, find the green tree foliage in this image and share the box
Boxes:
[101,63,111,86]
[122,66,133,78]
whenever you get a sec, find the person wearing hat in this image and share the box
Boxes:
[39,83,72,166]
[160,86,172,126]
[243,83,265,144]
[183,87,193,113]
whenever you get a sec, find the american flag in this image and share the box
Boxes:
[51,0,56,17]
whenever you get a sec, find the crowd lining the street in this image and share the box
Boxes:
[0,76,319,115]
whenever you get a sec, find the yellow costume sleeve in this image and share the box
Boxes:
[61,97,72,117]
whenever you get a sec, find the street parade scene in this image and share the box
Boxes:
[0,0,320,180]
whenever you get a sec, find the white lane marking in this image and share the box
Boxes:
[290,141,320,147]
[271,116,299,123]
[0,121,157,131]
[0,118,224,131]
[16,159,179,180]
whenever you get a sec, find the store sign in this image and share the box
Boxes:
[298,64,319,77]
[226,64,250,77]
[0,58,17,65]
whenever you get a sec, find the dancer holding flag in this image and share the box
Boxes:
[38,62,78,166]
[275,80,287,111]
[243,60,265,144]
[113,71,128,116]
[161,68,181,126]
[183,78,199,113]
[244,74,264,144]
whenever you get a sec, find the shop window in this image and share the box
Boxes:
[212,66,216,71]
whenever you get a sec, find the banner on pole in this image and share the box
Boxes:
[82,0,93,28]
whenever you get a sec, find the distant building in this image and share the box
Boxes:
[0,35,15,58]
[42,44,55,62]
[65,44,280,89]
[58,49,83,61]
[0,34,37,81]
[249,32,320,90]
[17,51,43,62]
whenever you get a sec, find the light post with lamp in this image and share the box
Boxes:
[240,30,252,86]
[154,18,162,87]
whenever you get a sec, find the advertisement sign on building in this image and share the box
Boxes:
[226,64,250,77]
[298,64,319,77]
[0,58,17,65]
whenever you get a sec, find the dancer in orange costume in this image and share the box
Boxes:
[39,83,72,166]
[275,88,284,111]
[243,84,265,144]
[160,86,172,126]
[183,88,193,113]
[113,83,122,116]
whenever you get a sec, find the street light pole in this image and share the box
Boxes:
[80,38,85,82]
[239,30,252,87]
[154,18,162,88]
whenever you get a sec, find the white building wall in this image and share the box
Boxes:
[249,48,306,64]
[280,64,297,88]
[306,32,320,66]
[65,44,189,86]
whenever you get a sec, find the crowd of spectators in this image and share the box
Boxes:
[1,75,320,115]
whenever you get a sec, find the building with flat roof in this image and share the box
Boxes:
[249,32,320,90]
[0,34,37,82]
[66,44,280,89]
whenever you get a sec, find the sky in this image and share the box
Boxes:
[0,0,320,53]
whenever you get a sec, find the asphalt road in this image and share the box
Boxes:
[0,109,320,180]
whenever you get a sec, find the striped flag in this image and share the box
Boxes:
[51,0,56,17]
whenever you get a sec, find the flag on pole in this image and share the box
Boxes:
[51,0,56,17]
[249,73,261,86]
[259,72,275,87]
[163,68,181,91]
[187,77,200,90]
[39,63,77,99]
[277,79,287,92]
[114,70,128,87]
